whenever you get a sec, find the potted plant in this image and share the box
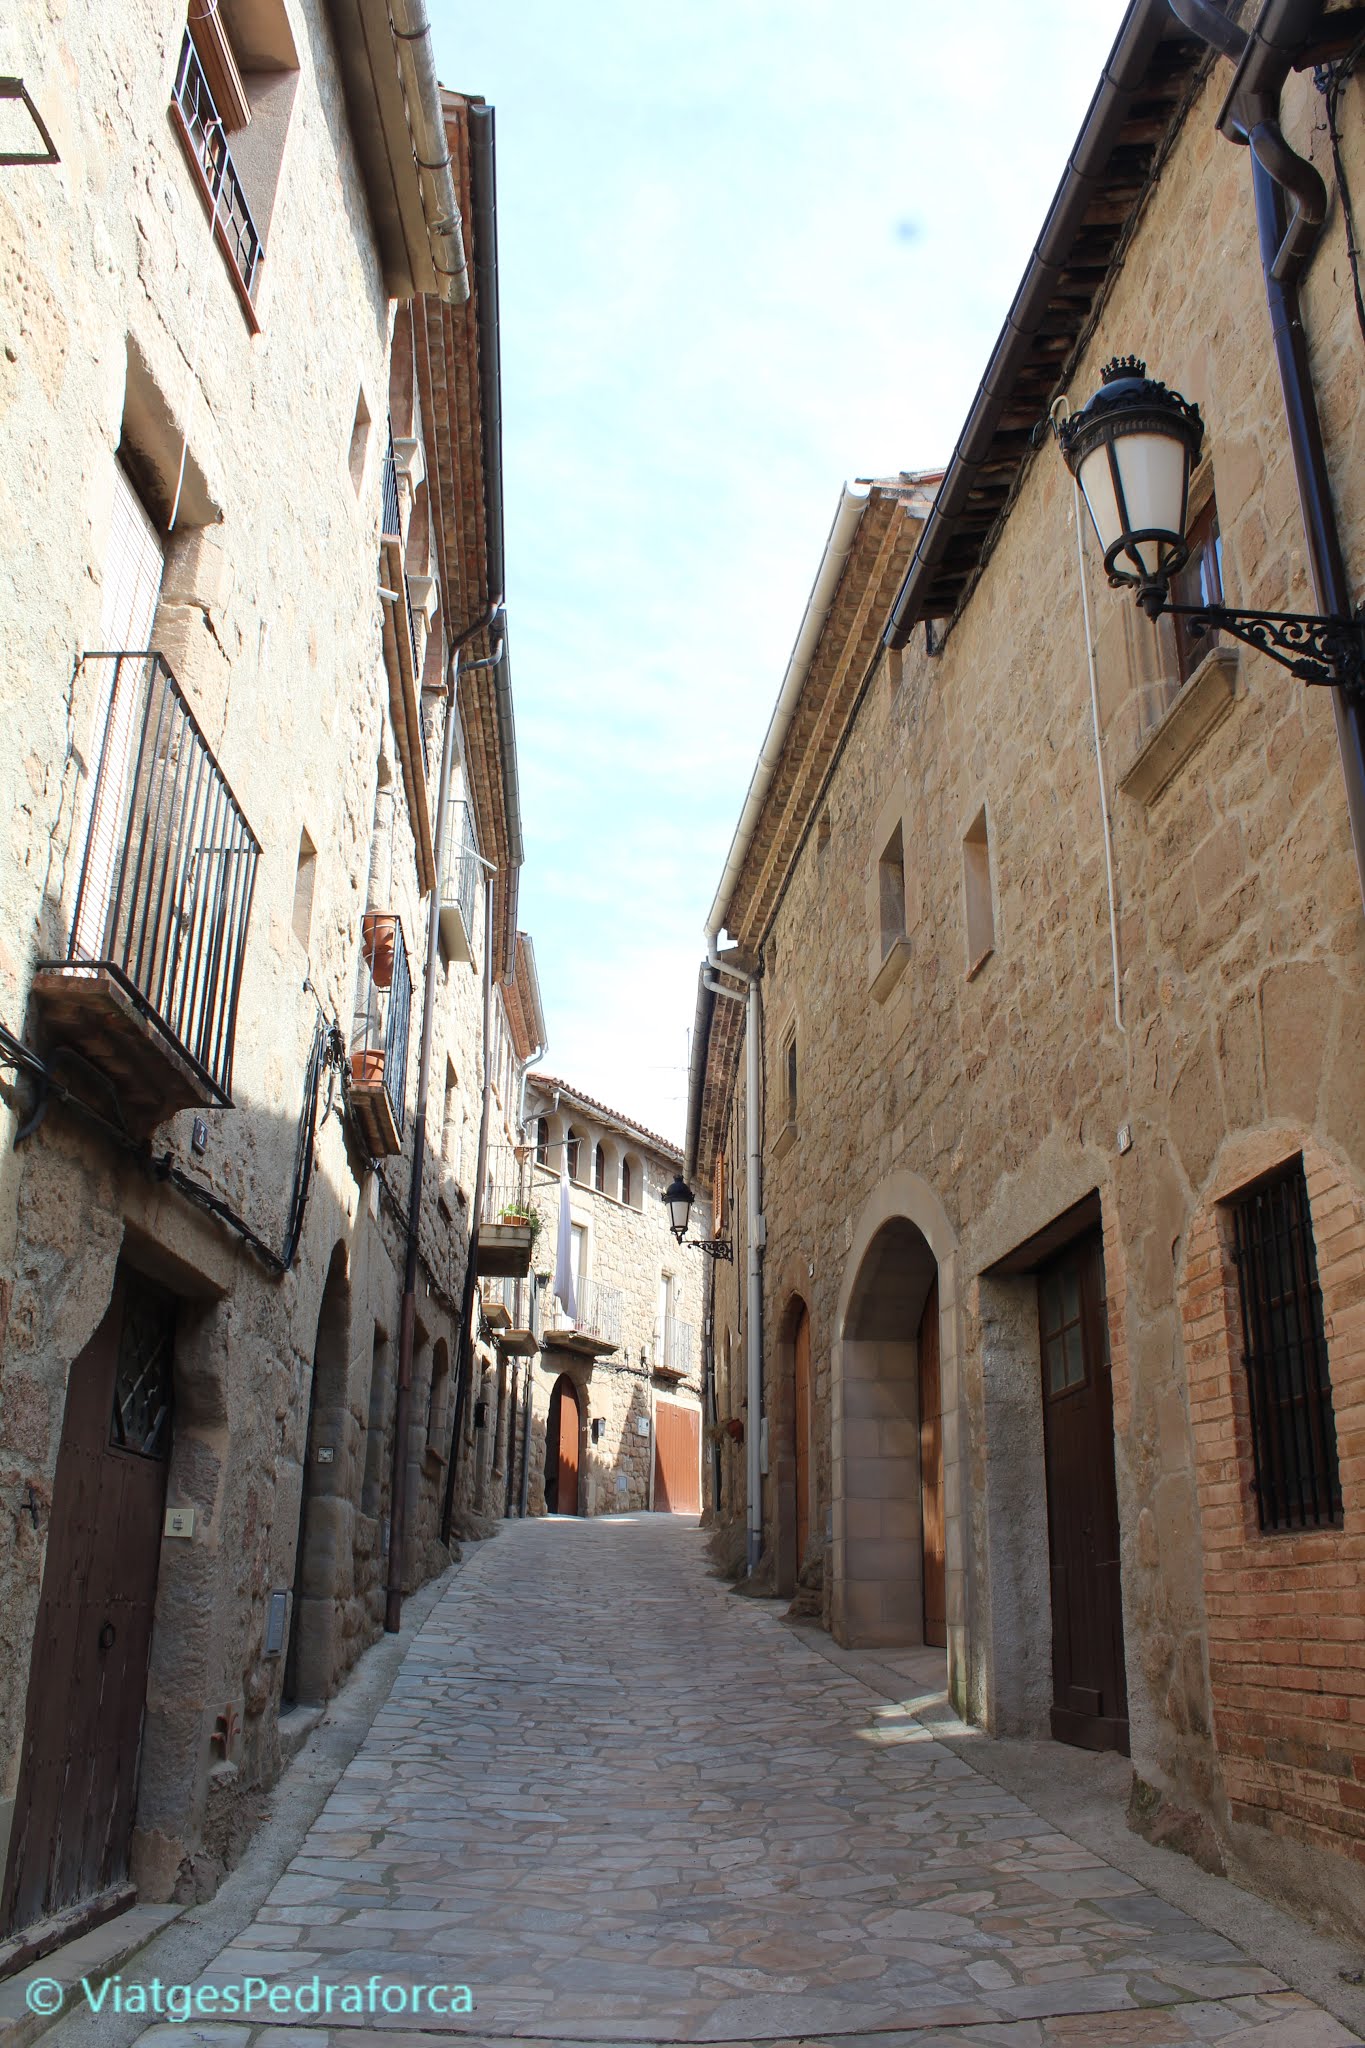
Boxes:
[498,1203,541,1244]
[361,910,398,989]
[350,1047,385,1086]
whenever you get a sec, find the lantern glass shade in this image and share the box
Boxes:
[1077,429,1191,585]
[1058,358,1204,605]
[662,1174,693,1242]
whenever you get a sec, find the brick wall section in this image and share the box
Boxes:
[1184,1135,1365,1868]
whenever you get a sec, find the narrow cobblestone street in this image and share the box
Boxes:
[136,1517,1353,2048]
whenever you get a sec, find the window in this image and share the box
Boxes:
[1162,495,1223,694]
[426,1339,450,1451]
[291,829,316,950]
[878,822,906,959]
[171,0,300,321]
[348,388,372,494]
[442,1060,460,1182]
[786,1033,797,1120]
[963,806,995,977]
[594,1142,606,1193]
[535,1116,549,1167]
[1228,1158,1341,1532]
[713,1150,726,1233]
[620,1157,632,1207]
[566,1127,581,1181]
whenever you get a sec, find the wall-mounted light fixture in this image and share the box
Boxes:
[661,1175,733,1261]
[1058,356,1365,695]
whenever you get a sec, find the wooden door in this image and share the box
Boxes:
[793,1304,811,1565]
[3,1268,175,1936]
[653,1401,700,1514]
[1038,1232,1129,1753]
[553,1376,580,1515]
[918,1277,946,1648]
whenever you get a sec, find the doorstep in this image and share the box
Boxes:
[0,1901,184,2048]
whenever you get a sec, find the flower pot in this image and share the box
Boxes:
[362,911,398,989]
[350,1048,385,1087]
[725,1417,744,1443]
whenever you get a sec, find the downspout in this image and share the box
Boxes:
[388,0,469,304]
[1169,0,1365,906]
[386,605,501,1632]
[441,854,498,1545]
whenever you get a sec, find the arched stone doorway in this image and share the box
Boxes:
[832,1171,962,1690]
[284,1244,351,1706]
[545,1374,582,1515]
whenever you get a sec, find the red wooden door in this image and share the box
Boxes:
[653,1402,700,1514]
[918,1277,946,1648]
[552,1376,580,1515]
[1038,1232,1129,1753]
[3,1269,175,1936]
[793,1305,811,1564]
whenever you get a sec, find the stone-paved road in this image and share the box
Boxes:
[140,1515,1355,2048]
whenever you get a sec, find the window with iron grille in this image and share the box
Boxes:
[1229,1158,1341,1533]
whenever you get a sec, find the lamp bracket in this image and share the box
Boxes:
[1152,600,1365,695]
[689,1237,734,1263]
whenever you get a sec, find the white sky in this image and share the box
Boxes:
[431,2,1132,1144]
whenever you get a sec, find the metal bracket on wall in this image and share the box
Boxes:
[0,79,60,165]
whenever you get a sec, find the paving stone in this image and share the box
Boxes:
[122,1517,1358,2047]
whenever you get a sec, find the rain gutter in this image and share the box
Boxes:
[389,0,469,303]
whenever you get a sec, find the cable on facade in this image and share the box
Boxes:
[1315,35,1365,356]
[0,1006,338,1276]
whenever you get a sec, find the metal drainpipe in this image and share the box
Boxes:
[386,607,500,1632]
[441,857,498,1546]
[1168,0,1365,906]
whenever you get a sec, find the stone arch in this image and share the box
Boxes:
[284,1241,352,1705]
[831,1171,962,1688]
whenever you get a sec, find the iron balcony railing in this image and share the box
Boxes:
[350,911,413,1143]
[663,1313,695,1376]
[441,798,479,938]
[486,1141,530,1223]
[61,652,260,1101]
[381,428,401,540]
[548,1280,623,1346]
[172,33,263,298]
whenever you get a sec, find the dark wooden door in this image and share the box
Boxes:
[793,1305,811,1564]
[1038,1232,1129,1753]
[553,1376,580,1514]
[918,1277,946,1648]
[3,1269,175,1936]
[653,1401,700,1514]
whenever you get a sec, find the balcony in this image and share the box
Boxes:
[439,799,480,963]
[475,1147,536,1277]
[544,1280,623,1361]
[658,1314,695,1383]
[32,653,259,1130]
[379,428,435,890]
[347,911,412,1158]
[488,1274,537,1357]
[169,32,263,329]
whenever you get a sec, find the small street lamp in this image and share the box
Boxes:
[661,1174,733,1261]
[1057,355,1365,693]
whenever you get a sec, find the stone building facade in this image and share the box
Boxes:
[511,1078,708,1519]
[689,2,1365,1938]
[0,5,527,1949]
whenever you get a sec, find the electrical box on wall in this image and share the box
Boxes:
[264,1589,289,1656]
[164,1506,195,1539]
[636,1415,650,1436]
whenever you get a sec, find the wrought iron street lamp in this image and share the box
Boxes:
[661,1174,733,1261]
[1058,356,1365,694]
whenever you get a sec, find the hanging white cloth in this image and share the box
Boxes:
[553,1150,577,1321]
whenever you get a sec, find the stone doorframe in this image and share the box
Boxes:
[771,1289,811,1599]
[831,1170,964,1705]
